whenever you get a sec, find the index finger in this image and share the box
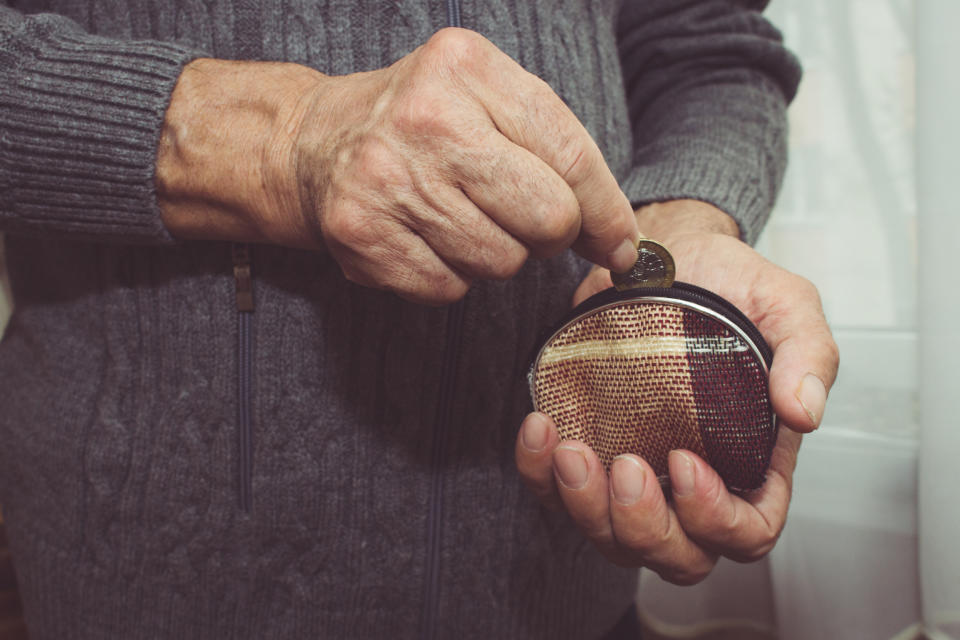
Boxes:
[461,35,640,271]
[669,427,802,562]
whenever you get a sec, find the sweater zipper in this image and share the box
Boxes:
[231,1,262,515]
[232,243,255,513]
[445,0,461,29]
[420,5,463,638]
[421,301,464,639]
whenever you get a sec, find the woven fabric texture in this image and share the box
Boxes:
[532,300,774,491]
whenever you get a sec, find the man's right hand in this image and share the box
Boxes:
[157,28,640,304]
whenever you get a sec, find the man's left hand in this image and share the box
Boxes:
[514,200,839,585]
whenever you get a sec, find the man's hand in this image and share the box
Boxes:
[515,200,839,585]
[156,29,641,305]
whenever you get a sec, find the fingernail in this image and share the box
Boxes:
[554,446,588,490]
[608,238,638,274]
[522,413,549,452]
[795,373,826,429]
[611,455,646,505]
[669,451,696,497]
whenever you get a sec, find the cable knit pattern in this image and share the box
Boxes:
[0,1,799,638]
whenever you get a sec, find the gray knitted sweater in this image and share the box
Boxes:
[0,1,799,638]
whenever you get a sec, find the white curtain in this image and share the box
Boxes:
[917,1,960,638]
[636,1,956,638]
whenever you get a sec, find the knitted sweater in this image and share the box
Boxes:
[0,1,800,638]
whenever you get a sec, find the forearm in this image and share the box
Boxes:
[636,199,740,247]
[156,58,328,248]
[617,1,801,245]
[158,28,645,307]
[621,76,791,245]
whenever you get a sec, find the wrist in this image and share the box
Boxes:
[635,199,741,247]
[156,58,326,245]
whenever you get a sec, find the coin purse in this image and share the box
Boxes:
[528,281,776,493]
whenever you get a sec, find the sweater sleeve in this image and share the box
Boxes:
[616,0,801,245]
[0,6,205,243]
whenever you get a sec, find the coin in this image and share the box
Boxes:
[610,239,676,290]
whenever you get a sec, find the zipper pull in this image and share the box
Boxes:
[232,243,255,312]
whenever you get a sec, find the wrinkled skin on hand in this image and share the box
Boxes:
[157,36,837,583]
[290,28,641,304]
[515,200,839,585]
[158,28,640,305]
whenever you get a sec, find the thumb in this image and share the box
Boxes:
[759,275,839,433]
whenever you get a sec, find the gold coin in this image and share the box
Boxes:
[610,239,676,290]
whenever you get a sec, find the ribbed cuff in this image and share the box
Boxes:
[621,147,771,246]
[0,14,205,243]
[619,79,789,247]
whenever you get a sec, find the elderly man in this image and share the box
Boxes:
[0,1,837,638]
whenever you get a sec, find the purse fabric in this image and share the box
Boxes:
[530,289,776,492]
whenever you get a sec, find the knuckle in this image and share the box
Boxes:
[826,334,841,369]
[784,271,823,307]
[700,472,728,513]
[393,90,455,139]
[353,140,405,189]
[796,273,820,297]
[781,272,840,372]
[451,224,528,281]
[423,28,489,71]
[558,145,591,185]
[483,244,528,280]
[717,519,742,542]
[504,244,530,275]
[529,200,581,254]
[523,77,571,129]
[421,271,470,305]
[710,506,743,542]
[617,514,674,552]
[556,135,598,187]
[733,527,781,563]
[753,529,781,558]
[652,512,682,548]
[651,526,677,551]
[584,206,626,245]
[549,200,583,240]
[323,206,370,248]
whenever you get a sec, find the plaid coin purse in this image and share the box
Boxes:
[528,282,776,493]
